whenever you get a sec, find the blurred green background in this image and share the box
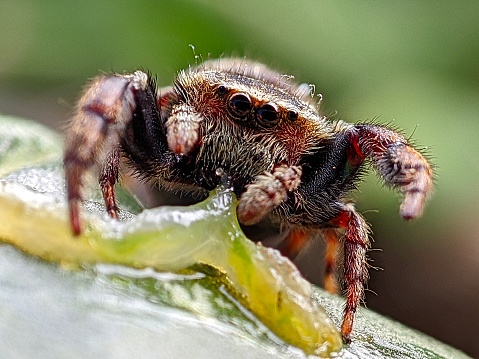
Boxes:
[0,0,478,356]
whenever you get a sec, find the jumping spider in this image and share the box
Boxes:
[64,58,433,343]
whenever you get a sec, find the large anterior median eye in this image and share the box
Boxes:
[228,92,252,118]
[256,102,279,128]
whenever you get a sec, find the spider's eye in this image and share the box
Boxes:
[228,92,252,118]
[287,110,298,121]
[216,85,228,96]
[257,102,280,128]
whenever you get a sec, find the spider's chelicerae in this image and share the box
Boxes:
[64,58,433,343]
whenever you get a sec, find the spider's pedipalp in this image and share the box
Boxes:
[237,165,302,225]
[165,103,203,155]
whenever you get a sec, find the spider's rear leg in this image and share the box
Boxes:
[64,71,151,235]
[322,227,341,294]
[279,227,340,294]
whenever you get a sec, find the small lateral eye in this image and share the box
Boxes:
[257,102,279,128]
[287,110,298,121]
[216,85,228,96]
[228,92,252,118]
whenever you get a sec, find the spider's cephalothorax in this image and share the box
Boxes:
[64,58,433,343]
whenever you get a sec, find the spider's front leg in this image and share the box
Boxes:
[347,123,434,219]
[64,71,154,235]
[328,206,370,343]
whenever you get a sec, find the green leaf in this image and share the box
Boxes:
[0,115,62,177]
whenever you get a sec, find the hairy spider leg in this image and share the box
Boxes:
[99,149,120,219]
[347,124,433,220]
[64,71,151,235]
[278,227,310,260]
[322,227,341,294]
[327,207,370,343]
[279,227,340,294]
